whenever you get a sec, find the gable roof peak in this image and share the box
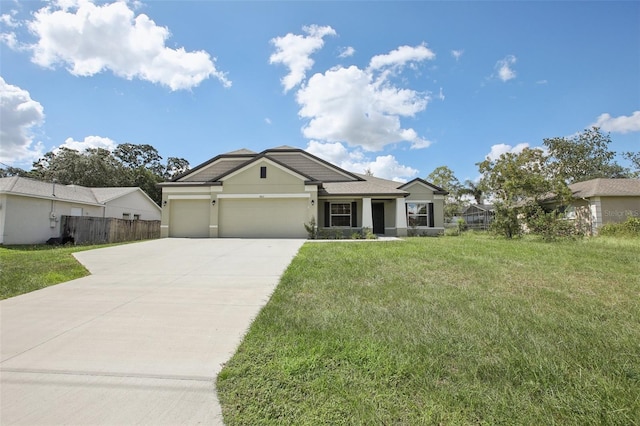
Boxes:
[223,148,257,155]
[266,145,300,151]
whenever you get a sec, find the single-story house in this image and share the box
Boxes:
[0,176,162,245]
[461,204,495,230]
[556,178,640,235]
[159,146,448,238]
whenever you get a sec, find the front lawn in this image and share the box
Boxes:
[217,234,640,425]
[0,243,115,299]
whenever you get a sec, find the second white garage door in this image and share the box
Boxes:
[219,198,308,238]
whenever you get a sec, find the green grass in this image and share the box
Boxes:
[217,234,640,425]
[0,243,118,299]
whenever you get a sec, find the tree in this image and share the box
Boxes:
[477,147,570,238]
[31,147,126,187]
[28,144,189,205]
[164,157,191,179]
[623,151,640,178]
[459,179,484,205]
[427,166,462,220]
[544,127,627,183]
[0,166,29,177]
[114,143,164,175]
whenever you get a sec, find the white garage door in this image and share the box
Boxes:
[219,198,308,238]
[169,199,210,238]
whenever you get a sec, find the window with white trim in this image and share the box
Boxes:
[331,203,351,227]
[407,202,429,227]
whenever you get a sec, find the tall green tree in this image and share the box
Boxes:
[459,179,485,205]
[427,165,462,220]
[544,127,627,183]
[31,147,126,187]
[0,166,29,177]
[477,148,569,238]
[28,144,190,205]
[623,151,640,178]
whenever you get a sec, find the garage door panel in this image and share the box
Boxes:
[169,200,209,238]
[220,199,307,238]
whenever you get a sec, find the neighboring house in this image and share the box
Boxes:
[159,146,448,238]
[556,178,640,235]
[461,204,495,230]
[0,177,162,245]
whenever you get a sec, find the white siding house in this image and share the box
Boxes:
[0,177,161,245]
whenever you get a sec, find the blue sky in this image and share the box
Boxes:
[1,0,639,183]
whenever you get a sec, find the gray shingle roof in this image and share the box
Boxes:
[178,158,249,182]
[166,147,443,198]
[321,174,408,196]
[570,178,640,198]
[0,176,142,205]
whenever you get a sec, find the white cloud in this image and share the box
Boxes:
[0,77,45,164]
[486,142,529,161]
[451,49,463,61]
[26,0,230,91]
[306,141,418,182]
[368,44,435,71]
[295,64,431,151]
[264,118,272,125]
[495,55,517,82]
[58,135,117,152]
[592,111,640,134]
[1,12,20,28]
[269,24,336,92]
[338,46,355,58]
[0,9,21,49]
[271,27,435,153]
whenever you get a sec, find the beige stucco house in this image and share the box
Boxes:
[560,178,640,235]
[0,176,162,245]
[159,146,447,238]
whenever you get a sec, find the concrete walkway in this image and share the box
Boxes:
[1,238,305,425]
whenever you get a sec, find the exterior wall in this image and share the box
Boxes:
[402,181,445,235]
[317,197,405,237]
[600,197,640,225]
[161,160,317,238]
[318,198,359,235]
[1,194,103,245]
[103,190,161,221]
[0,194,6,245]
[221,161,306,194]
[569,196,639,235]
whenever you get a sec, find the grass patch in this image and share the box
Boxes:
[0,243,119,299]
[217,234,640,425]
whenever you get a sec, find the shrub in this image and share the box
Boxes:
[524,205,584,242]
[304,216,317,239]
[490,204,522,239]
[599,217,640,237]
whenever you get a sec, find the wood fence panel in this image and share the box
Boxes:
[61,216,160,244]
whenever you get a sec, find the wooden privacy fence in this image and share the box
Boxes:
[61,216,160,244]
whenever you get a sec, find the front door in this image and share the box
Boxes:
[372,203,385,234]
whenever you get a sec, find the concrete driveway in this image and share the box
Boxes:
[1,238,305,425]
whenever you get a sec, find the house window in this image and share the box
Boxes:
[331,203,351,227]
[123,213,131,220]
[260,166,267,179]
[407,203,429,227]
[133,214,141,220]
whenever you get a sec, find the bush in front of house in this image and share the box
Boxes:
[599,217,640,238]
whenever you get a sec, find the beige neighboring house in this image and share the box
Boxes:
[0,176,162,245]
[159,146,448,238]
[559,178,640,235]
